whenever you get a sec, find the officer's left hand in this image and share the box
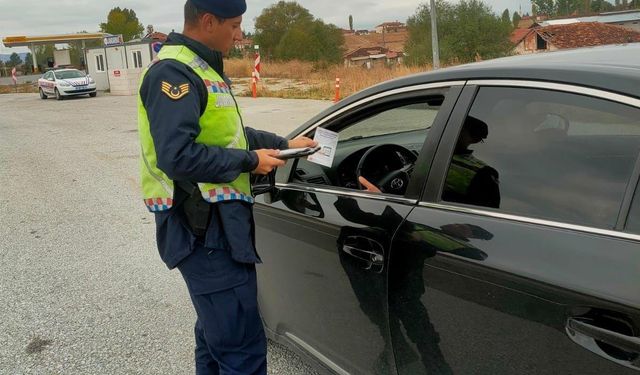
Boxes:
[288,136,317,149]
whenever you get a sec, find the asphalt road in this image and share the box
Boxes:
[0,93,332,374]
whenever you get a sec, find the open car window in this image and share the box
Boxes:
[290,92,448,195]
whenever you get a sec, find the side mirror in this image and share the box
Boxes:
[251,170,280,203]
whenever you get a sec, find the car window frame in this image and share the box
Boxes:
[273,82,465,203]
[421,79,640,241]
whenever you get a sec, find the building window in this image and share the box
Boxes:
[536,35,547,50]
[132,50,143,68]
[96,55,105,72]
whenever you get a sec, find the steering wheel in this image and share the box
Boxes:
[356,144,417,195]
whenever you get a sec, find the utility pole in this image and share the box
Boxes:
[430,0,440,69]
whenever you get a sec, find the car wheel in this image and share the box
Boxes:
[89,92,97,98]
[39,88,47,100]
[55,88,63,101]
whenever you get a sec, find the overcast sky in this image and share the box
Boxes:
[0,0,532,54]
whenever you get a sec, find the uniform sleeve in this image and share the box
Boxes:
[244,127,289,151]
[140,61,259,183]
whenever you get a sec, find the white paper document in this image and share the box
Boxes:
[307,127,339,168]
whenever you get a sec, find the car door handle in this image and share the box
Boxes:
[342,245,384,264]
[567,318,640,354]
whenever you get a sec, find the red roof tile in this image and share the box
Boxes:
[510,28,532,44]
[536,22,640,49]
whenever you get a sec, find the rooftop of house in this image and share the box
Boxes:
[536,22,640,49]
[375,22,406,28]
[344,46,390,59]
[344,30,408,54]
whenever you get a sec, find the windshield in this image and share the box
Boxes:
[55,70,86,79]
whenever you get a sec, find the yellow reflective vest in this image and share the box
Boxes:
[138,45,252,212]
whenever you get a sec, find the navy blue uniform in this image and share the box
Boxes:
[140,33,288,374]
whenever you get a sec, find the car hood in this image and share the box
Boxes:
[59,77,92,86]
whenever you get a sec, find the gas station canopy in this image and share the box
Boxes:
[2,33,107,47]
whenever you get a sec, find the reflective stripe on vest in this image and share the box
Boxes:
[138,45,253,212]
[444,153,487,196]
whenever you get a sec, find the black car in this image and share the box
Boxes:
[253,44,640,374]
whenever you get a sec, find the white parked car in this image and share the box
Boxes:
[38,69,97,100]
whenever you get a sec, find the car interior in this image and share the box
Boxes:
[289,96,445,196]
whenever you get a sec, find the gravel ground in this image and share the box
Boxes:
[0,93,331,374]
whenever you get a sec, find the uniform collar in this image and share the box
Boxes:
[165,32,228,83]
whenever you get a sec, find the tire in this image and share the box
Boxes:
[89,92,97,98]
[39,88,47,100]
[55,88,63,101]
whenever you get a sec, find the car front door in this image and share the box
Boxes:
[254,83,463,374]
[390,82,640,374]
[42,72,54,94]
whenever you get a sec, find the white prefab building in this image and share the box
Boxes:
[86,40,161,95]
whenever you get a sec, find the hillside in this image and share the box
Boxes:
[0,52,29,63]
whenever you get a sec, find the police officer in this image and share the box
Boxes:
[137,0,316,373]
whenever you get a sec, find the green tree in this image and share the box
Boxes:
[7,52,23,68]
[556,0,577,15]
[406,0,513,66]
[532,0,556,15]
[502,8,511,24]
[349,15,354,31]
[275,19,344,63]
[99,7,144,42]
[35,45,54,69]
[512,11,522,28]
[67,32,102,69]
[24,53,33,73]
[591,0,615,12]
[254,1,313,59]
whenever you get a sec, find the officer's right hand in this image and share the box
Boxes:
[253,149,285,175]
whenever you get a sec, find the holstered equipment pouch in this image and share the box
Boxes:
[176,181,211,238]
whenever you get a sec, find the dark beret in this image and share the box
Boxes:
[190,0,247,18]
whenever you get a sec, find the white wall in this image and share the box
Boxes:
[86,49,109,91]
[86,42,154,93]
[53,49,71,66]
[126,43,152,71]
[106,46,126,70]
[108,69,143,96]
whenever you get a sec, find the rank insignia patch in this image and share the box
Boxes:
[161,81,190,100]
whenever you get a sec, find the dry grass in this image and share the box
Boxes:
[0,83,38,94]
[226,58,431,100]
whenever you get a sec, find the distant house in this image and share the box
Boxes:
[540,9,640,32]
[375,22,406,34]
[234,37,253,51]
[86,32,167,94]
[512,22,640,55]
[517,16,541,29]
[343,46,403,68]
[344,29,408,55]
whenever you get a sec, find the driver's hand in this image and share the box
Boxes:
[358,176,382,193]
[288,136,318,149]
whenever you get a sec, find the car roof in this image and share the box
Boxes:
[290,43,640,137]
[359,43,640,102]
